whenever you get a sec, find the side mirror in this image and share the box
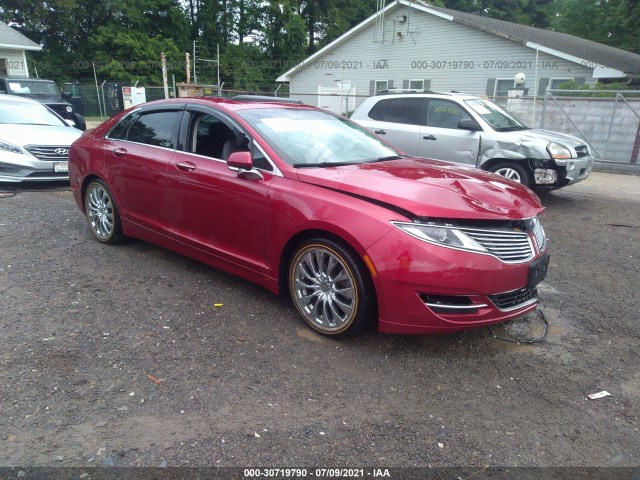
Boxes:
[458,119,482,131]
[227,151,253,170]
[61,92,71,99]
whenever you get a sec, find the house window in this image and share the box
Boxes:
[375,80,388,94]
[494,79,515,104]
[549,78,574,90]
[0,59,8,76]
[409,79,424,91]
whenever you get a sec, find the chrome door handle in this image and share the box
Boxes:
[113,148,127,157]
[176,162,196,172]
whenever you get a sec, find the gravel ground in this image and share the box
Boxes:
[0,172,639,474]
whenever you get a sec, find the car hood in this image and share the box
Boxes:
[0,124,82,148]
[296,158,544,220]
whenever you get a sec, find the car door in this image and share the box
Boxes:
[166,106,273,274]
[104,106,183,233]
[419,99,481,166]
[361,97,427,156]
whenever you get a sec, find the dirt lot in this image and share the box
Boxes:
[0,172,639,474]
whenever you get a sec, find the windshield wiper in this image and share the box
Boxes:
[293,161,361,168]
[371,155,404,162]
[494,126,529,132]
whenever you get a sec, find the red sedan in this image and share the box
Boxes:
[69,97,549,336]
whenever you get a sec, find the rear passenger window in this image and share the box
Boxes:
[426,100,472,129]
[125,111,178,148]
[381,98,425,125]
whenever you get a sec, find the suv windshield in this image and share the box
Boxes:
[0,100,66,126]
[465,98,529,132]
[237,108,401,167]
[7,80,60,96]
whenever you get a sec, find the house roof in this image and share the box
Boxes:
[0,22,42,51]
[277,0,640,82]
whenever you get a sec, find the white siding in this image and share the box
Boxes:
[0,48,29,77]
[287,5,595,108]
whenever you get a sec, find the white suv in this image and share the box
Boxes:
[350,92,593,189]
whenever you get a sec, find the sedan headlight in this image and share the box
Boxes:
[392,222,488,254]
[0,140,22,154]
[547,142,571,160]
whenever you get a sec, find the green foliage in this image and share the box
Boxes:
[554,81,640,97]
[1,0,637,90]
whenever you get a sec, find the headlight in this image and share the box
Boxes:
[392,221,488,254]
[65,106,73,113]
[0,140,22,154]
[547,142,571,160]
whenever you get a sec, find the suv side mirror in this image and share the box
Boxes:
[61,92,71,99]
[458,119,482,131]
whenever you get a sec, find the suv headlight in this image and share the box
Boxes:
[392,221,488,254]
[0,140,22,154]
[547,142,571,160]
[65,106,73,113]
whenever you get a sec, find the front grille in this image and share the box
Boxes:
[532,217,546,252]
[490,286,538,311]
[459,227,533,262]
[25,145,70,161]
[26,171,69,178]
[575,145,589,158]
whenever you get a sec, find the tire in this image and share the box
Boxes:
[487,162,532,187]
[73,113,87,131]
[288,238,376,337]
[84,179,123,244]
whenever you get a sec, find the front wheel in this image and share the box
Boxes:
[288,239,375,337]
[487,162,532,187]
[84,179,123,244]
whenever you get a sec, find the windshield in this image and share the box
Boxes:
[7,80,60,96]
[465,98,529,131]
[237,107,402,167]
[0,100,67,126]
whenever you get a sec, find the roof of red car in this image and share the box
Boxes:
[141,96,316,112]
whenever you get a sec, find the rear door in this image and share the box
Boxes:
[359,97,427,156]
[104,106,183,233]
[419,99,481,165]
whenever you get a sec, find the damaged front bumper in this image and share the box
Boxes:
[532,155,594,188]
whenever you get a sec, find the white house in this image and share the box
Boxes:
[0,21,41,77]
[277,0,640,112]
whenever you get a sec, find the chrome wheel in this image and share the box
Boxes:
[85,180,122,243]
[290,244,358,334]
[494,166,523,182]
[488,162,531,187]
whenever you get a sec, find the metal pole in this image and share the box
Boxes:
[100,80,107,117]
[533,44,539,127]
[217,43,220,89]
[93,63,103,117]
[604,93,620,158]
[541,89,548,128]
[172,74,176,98]
[161,53,169,99]
[193,40,197,84]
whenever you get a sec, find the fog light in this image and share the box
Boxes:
[567,161,575,170]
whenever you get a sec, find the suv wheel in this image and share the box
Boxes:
[488,162,531,187]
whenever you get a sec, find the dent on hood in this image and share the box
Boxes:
[479,136,548,165]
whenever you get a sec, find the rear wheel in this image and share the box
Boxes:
[84,179,123,244]
[488,162,532,187]
[288,238,375,337]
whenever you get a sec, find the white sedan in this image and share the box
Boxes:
[0,95,82,182]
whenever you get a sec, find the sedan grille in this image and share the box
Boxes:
[459,228,533,263]
[25,145,70,161]
[575,145,589,158]
[490,286,538,311]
